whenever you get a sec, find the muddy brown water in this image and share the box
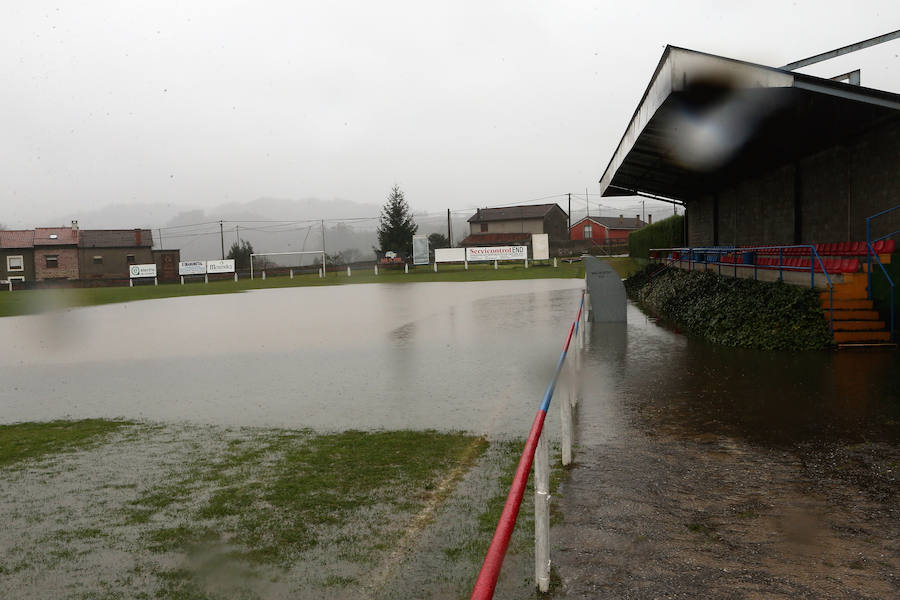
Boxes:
[556,306,900,599]
[2,280,898,598]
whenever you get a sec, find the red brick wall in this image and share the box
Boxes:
[34,248,79,280]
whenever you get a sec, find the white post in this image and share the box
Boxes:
[494,260,498,270]
[319,267,323,278]
[562,367,573,466]
[525,258,529,269]
[290,269,294,279]
[234,272,238,282]
[129,279,133,288]
[464,261,468,271]
[205,273,209,284]
[534,431,551,593]
[433,262,437,273]
[347,266,351,277]
[8,281,12,292]
[262,270,266,281]
[180,276,184,285]
[374,264,378,275]
[404,263,409,274]
[154,277,158,286]
[554,257,558,268]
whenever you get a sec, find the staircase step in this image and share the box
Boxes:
[833,331,892,343]
[826,299,874,310]
[825,309,881,321]
[832,320,886,331]
[838,342,897,351]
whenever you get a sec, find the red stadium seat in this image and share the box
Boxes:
[883,239,896,254]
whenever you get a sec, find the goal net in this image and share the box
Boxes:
[250,250,326,279]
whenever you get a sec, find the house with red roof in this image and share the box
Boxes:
[33,223,81,281]
[460,204,569,247]
[0,230,36,283]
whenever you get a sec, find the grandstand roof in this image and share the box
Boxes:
[599,45,900,201]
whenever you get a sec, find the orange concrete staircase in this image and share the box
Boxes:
[819,272,892,346]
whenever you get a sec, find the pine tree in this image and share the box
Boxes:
[376,184,418,257]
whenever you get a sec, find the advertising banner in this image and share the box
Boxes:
[178,260,206,276]
[412,235,429,265]
[434,247,466,263]
[465,246,527,262]
[532,234,550,260]
[129,264,157,278]
[206,259,235,274]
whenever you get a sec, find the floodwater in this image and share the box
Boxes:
[555,305,900,599]
[0,279,584,437]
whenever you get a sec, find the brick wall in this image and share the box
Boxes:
[34,248,79,280]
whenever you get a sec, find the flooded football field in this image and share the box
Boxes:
[1,279,899,598]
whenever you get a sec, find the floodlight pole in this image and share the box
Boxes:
[220,220,225,259]
[321,219,326,276]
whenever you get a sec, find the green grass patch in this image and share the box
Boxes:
[0,419,133,468]
[0,261,584,318]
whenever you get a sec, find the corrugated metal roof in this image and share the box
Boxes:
[467,204,563,223]
[0,230,35,248]
[572,216,646,230]
[79,229,153,248]
[33,227,78,245]
[599,45,900,200]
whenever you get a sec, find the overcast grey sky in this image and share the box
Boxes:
[2,1,899,228]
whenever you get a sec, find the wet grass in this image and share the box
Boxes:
[0,260,585,317]
[0,419,133,468]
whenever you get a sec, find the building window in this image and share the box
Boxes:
[126,254,136,264]
[92,255,104,265]
[6,255,24,272]
[480,223,488,232]
[45,255,59,268]
[7,276,25,282]
[583,224,593,239]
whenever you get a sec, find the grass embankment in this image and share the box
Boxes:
[0,261,590,318]
[0,420,552,598]
[625,265,834,350]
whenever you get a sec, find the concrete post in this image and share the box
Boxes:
[494,260,498,270]
[554,257,558,268]
[319,267,323,278]
[433,262,438,272]
[180,276,184,285]
[347,266,351,277]
[129,279,133,288]
[290,269,294,279]
[374,264,378,275]
[534,432,551,592]
[404,264,409,274]
[262,271,266,281]
[464,261,468,271]
[8,281,12,292]
[205,274,209,284]
[525,258,529,269]
[562,368,573,466]
[234,272,238,282]
[154,277,158,286]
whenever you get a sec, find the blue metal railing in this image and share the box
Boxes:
[866,242,895,342]
[649,245,835,334]
[865,205,899,298]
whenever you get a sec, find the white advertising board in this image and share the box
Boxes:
[465,246,528,262]
[206,259,235,274]
[129,264,157,278]
[412,235,429,265]
[532,234,550,261]
[178,260,206,275]
[434,247,466,263]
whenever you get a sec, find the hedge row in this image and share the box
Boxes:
[625,265,834,350]
[628,214,684,259]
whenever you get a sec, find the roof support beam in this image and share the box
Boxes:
[781,29,900,71]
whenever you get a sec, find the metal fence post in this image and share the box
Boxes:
[534,431,551,593]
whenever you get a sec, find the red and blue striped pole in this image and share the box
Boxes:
[470,290,584,600]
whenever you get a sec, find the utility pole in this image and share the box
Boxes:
[586,188,590,218]
[219,220,225,259]
[236,225,240,244]
[157,229,163,249]
[567,193,571,230]
[447,208,452,247]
